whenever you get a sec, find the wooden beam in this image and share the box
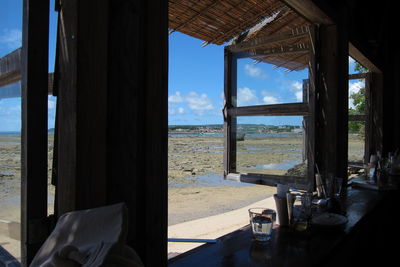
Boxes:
[349,42,382,73]
[349,73,367,80]
[21,0,50,265]
[281,0,333,25]
[229,102,309,117]
[233,44,309,59]
[349,114,366,121]
[0,48,21,87]
[226,173,308,190]
[227,26,309,52]
[0,48,54,95]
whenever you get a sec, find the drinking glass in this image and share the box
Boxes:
[249,208,276,241]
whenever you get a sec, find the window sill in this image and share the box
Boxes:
[168,186,391,266]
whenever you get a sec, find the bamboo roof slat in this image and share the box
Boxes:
[169,0,313,71]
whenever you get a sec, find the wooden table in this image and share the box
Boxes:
[169,187,390,267]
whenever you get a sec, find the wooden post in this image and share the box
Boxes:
[56,0,108,215]
[368,72,383,155]
[21,0,50,264]
[223,48,237,176]
[55,0,168,265]
[106,1,168,265]
[315,22,349,180]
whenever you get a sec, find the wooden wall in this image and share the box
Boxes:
[56,0,168,265]
[21,0,50,264]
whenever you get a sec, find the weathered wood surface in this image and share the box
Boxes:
[0,48,54,94]
[281,0,333,25]
[169,187,386,267]
[0,48,21,88]
[226,27,310,52]
[223,48,237,175]
[315,23,349,180]
[21,0,50,265]
[55,0,168,266]
[228,103,309,117]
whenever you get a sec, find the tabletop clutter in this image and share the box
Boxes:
[363,150,400,185]
[272,176,347,235]
[250,171,348,241]
[249,151,400,241]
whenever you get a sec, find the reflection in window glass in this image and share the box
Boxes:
[348,121,365,163]
[236,58,309,107]
[0,83,21,260]
[348,79,365,115]
[235,116,307,177]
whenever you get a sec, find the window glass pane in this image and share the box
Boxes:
[48,95,56,216]
[235,57,309,107]
[0,82,21,260]
[348,120,365,164]
[349,78,365,115]
[235,116,307,177]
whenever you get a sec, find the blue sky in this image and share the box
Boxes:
[0,1,363,131]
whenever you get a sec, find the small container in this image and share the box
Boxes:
[249,208,276,242]
[273,194,289,226]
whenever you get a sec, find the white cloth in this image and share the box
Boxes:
[30,203,143,267]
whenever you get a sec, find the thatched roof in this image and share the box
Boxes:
[169,0,312,71]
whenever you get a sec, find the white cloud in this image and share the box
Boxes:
[349,80,364,95]
[260,90,278,104]
[168,91,183,103]
[186,91,214,114]
[244,64,267,79]
[237,87,258,106]
[349,81,364,109]
[169,91,214,116]
[48,96,56,109]
[0,29,22,49]
[349,56,355,66]
[263,95,278,104]
[290,81,303,101]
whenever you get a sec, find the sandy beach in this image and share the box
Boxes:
[0,133,364,259]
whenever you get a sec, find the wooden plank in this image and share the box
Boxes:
[106,0,168,266]
[56,0,78,216]
[349,42,382,73]
[0,48,21,88]
[281,0,333,25]
[348,114,366,121]
[21,0,50,265]
[0,48,53,92]
[349,73,367,80]
[56,0,108,214]
[368,72,383,156]
[226,173,308,190]
[223,49,237,176]
[228,102,309,117]
[226,27,309,52]
[315,23,349,180]
[306,25,317,192]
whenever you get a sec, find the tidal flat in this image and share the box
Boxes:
[0,134,364,226]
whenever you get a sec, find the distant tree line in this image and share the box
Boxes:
[349,62,367,135]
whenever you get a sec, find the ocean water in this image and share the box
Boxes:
[169,173,253,188]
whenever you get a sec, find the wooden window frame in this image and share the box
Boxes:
[223,27,317,191]
[348,72,369,167]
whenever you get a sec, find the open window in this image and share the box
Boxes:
[223,25,316,191]
[348,69,368,170]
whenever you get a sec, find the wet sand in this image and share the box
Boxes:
[0,134,364,225]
